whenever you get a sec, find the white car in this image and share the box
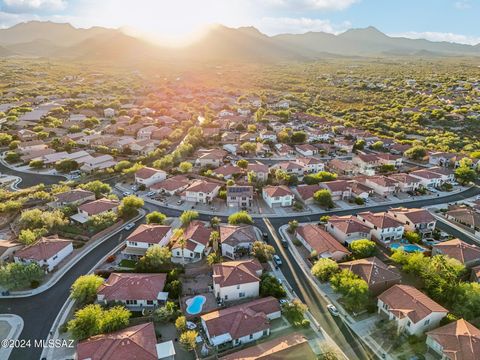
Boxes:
[327,304,339,317]
[124,222,136,231]
[273,255,282,267]
[146,191,155,197]
[122,191,131,196]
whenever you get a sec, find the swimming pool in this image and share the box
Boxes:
[390,243,426,253]
[186,295,206,315]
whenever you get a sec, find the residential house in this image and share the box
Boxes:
[150,175,190,195]
[262,185,294,208]
[18,140,48,154]
[432,238,480,268]
[213,259,262,302]
[296,184,321,205]
[328,159,357,176]
[123,224,172,258]
[377,285,448,335]
[296,224,350,261]
[326,215,372,245]
[135,167,167,187]
[201,296,281,347]
[357,212,404,243]
[71,199,119,224]
[227,185,253,208]
[445,206,480,233]
[426,319,480,360]
[429,167,456,183]
[353,154,380,176]
[17,129,36,141]
[295,157,325,173]
[376,153,403,167]
[363,176,399,196]
[171,221,211,263]
[388,173,421,192]
[0,240,23,264]
[259,130,277,143]
[275,143,295,156]
[339,257,401,295]
[273,161,304,176]
[51,189,95,208]
[429,152,457,167]
[80,155,116,173]
[255,142,270,157]
[320,180,352,201]
[390,143,411,155]
[136,125,159,140]
[14,236,73,272]
[410,170,443,188]
[77,323,164,360]
[195,149,227,167]
[151,126,173,140]
[295,144,318,156]
[246,163,269,183]
[388,208,436,238]
[182,180,221,204]
[97,273,168,308]
[212,164,242,180]
[220,225,258,259]
[335,139,355,153]
[104,108,115,118]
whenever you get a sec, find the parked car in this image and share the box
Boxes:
[281,239,289,248]
[122,191,131,196]
[327,304,339,317]
[146,191,155,197]
[177,200,184,205]
[273,255,282,267]
[124,222,136,231]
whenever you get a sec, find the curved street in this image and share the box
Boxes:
[0,162,65,189]
[0,170,478,359]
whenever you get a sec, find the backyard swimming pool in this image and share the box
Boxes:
[390,243,426,253]
[186,295,206,315]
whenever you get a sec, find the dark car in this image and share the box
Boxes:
[281,239,289,248]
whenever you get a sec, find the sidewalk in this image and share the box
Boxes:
[0,314,24,360]
[0,209,145,298]
[116,182,473,219]
[278,224,394,360]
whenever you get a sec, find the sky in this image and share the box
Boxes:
[0,0,480,45]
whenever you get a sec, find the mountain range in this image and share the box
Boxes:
[1,21,479,62]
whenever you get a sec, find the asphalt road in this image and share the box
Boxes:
[0,162,65,189]
[1,180,479,359]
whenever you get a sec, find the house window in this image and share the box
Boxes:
[239,292,245,298]
[407,321,411,327]
[146,300,154,305]
[52,255,58,260]
[224,295,228,300]
[126,300,137,305]
[424,319,430,326]
[249,334,253,340]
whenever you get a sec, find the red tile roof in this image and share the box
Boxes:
[213,259,262,287]
[339,257,401,289]
[220,225,257,246]
[389,207,435,224]
[150,175,190,192]
[297,224,350,256]
[97,273,167,301]
[433,239,480,265]
[186,180,221,194]
[328,215,371,234]
[358,211,404,229]
[263,185,293,198]
[78,199,119,215]
[296,184,321,201]
[126,224,171,244]
[135,167,165,179]
[77,322,158,360]
[15,236,71,261]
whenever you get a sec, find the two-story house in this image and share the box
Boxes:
[182,180,221,204]
[262,185,294,208]
[296,224,350,261]
[388,207,436,238]
[213,259,262,302]
[135,167,167,187]
[220,225,258,259]
[226,185,253,208]
[123,224,172,258]
[326,215,372,246]
[356,211,404,243]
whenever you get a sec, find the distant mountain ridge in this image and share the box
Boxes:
[1,21,479,62]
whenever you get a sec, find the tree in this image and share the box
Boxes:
[291,131,307,143]
[370,141,384,151]
[29,159,44,169]
[70,274,104,305]
[154,301,179,323]
[282,299,308,327]
[19,208,67,232]
[87,212,118,231]
[311,258,339,281]
[55,159,79,173]
[251,241,275,262]
[146,211,167,224]
[287,220,298,234]
[0,262,45,290]
[349,239,376,258]
[5,151,20,163]
[451,282,480,320]
[180,330,198,351]
[404,230,421,244]
[0,133,13,146]
[237,159,248,169]
[304,171,337,185]
[180,210,199,226]
[119,195,144,217]
[165,279,182,299]
[330,270,370,312]
[18,228,45,245]
[79,180,111,198]
[206,252,221,265]
[179,161,193,173]
[313,189,334,208]
[175,315,187,332]
[405,145,427,160]
[114,160,132,172]
[228,211,253,225]
[454,166,476,185]
[210,216,220,228]
[260,273,286,298]
[136,245,172,271]
[240,142,256,153]
[67,304,102,340]
[99,306,131,334]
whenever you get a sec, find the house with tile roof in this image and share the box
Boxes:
[296,184,322,205]
[339,257,401,295]
[410,169,444,188]
[201,296,281,347]
[272,161,304,176]
[326,215,372,245]
[213,259,262,302]
[363,176,399,196]
[320,180,353,200]
[97,273,168,309]
[135,167,167,187]
[445,206,480,233]
[262,185,294,208]
[377,284,448,335]
[77,322,162,360]
[123,224,172,259]
[357,211,405,243]
[51,189,95,208]
[181,180,221,204]
[226,185,253,208]
[295,144,318,156]
[71,198,120,223]
[295,157,325,173]
[246,163,269,183]
[150,175,191,195]
[296,224,350,261]
[195,149,227,167]
[14,236,73,272]
[432,239,480,268]
[426,319,480,360]
[219,225,258,260]
[388,207,436,238]
[388,173,421,192]
[352,154,380,176]
[170,221,212,263]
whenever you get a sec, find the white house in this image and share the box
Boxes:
[220,225,258,259]
[262,185,294,208]
[326,215,372,246]
[259,130,277,143]
[123,225,172,258]
[201,297,281,347]
[14,236,73,272]
[212,259,262,302]
[363,176,398,196]
[410,170,443,188]
[71,198,119,224]
[295,157,324,173]
[135,167,167,187]
[182,180,221,204]
[388,207,436,238]
[80,155,116,172]
[388,173,421,192]
[296,224,350,261]
[97,273,168,309]
[356,211,404,243]
[136,125,159,140]
[377,285,448,336]
[352,154,380,176]
[295,144,318,157]
[170,221,211,263]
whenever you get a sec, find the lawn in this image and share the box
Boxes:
[118,259,137,268]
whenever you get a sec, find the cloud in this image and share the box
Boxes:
[454,1,471,10]
[255,16,350,35]
[391,31,480,46]
[1,0,67,13]
[261,0,359,11]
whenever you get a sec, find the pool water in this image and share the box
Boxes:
[390,243,425,253]
[186,295,206,315]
